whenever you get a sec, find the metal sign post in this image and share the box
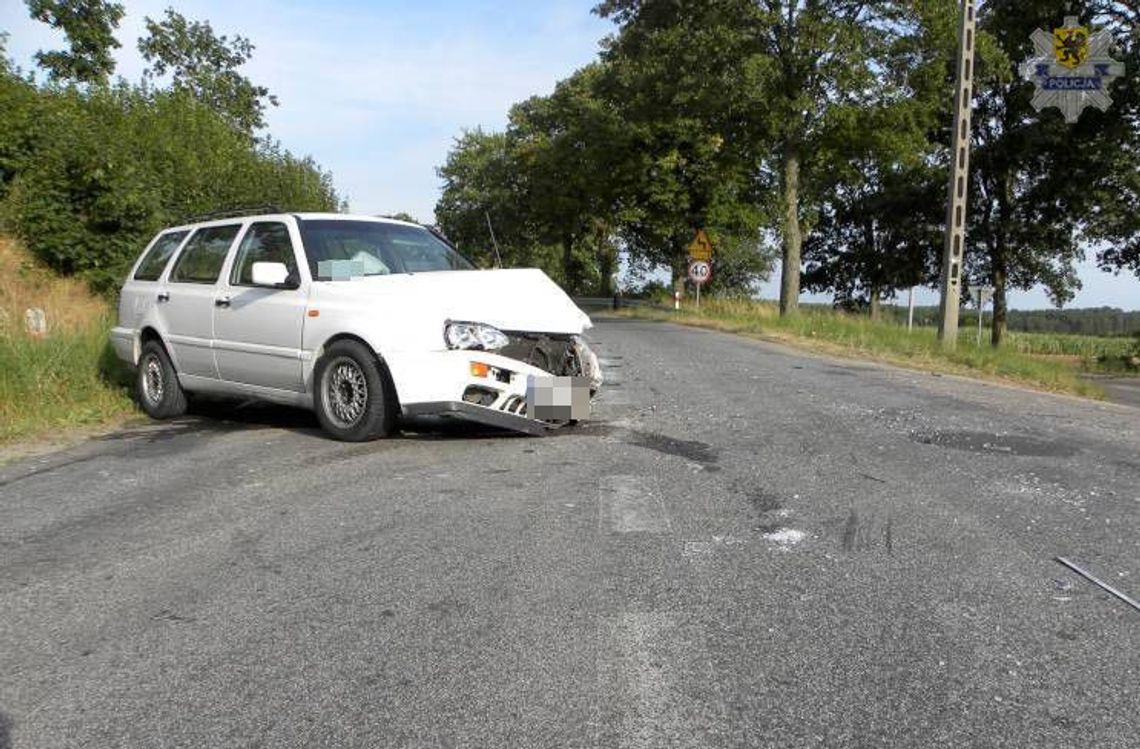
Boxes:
[687,229,714,312]
[937,0,977,350]
[977,299,983,346]
[687,259,711,311]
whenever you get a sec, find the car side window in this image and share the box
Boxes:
[133,231,188,281]
[230,222,299,286]
[169,225,241,284]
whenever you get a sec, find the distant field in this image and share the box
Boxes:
[1003,330,1134,359]
[617,298,1128,398]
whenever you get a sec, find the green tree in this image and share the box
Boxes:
[1,78,338,292]
[437,67,639,294]
[966,0,1140,345]
[25,0,124,85]
[138,8,277,134]
[802,0,963,315]
[589,4,774,295]
[804,164,943,316]
[0,42,43,199]
[1080,4,1140,281]
[507,64,634,294]
[596,0,920,315]
[436,128,538,269]
[595,1,764,287]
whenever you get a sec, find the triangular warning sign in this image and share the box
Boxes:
[688,229,713,262]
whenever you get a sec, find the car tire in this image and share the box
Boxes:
[313,340,397,441]
[137,339,188,419]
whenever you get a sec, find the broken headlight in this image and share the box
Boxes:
[444,321,509,351]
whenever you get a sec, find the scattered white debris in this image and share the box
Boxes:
[682,535,745,560]
[710,534,744,546]
[1004,473,1088,509]
[763,528,806,550]
[682,541,713,559]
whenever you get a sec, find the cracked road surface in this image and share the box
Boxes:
[2,317,1138,747]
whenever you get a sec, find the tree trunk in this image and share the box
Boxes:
[991,168,1013,347]
[779,141,802,316]
[561,234,575,293]
[865,217,881,321]
[991,259,1007,347]
[595,222,616,297]
[598,250,614,297]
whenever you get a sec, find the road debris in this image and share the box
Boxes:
[763,528,805,551]
[1055,557,1140,614]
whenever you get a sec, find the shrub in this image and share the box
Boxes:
[0,73,341,295]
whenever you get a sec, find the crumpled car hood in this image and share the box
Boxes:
[317,268,592,336]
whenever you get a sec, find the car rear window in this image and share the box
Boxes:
[169,224,241,284]
[133,231,189,281]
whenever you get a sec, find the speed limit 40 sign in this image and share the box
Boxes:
[688,259,712,284]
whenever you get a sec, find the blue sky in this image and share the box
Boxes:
[2,1,1136,310]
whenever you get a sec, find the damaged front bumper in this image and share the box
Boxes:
[402,400,555,436]
[391,336,602,435]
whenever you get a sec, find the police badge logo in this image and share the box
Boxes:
[1021,16,1125,123]
[1053,25,1089,69]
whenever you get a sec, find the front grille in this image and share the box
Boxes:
[500,332,582,376]
[501,394,527,416]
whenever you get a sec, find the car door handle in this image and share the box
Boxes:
[214,296,231,308]
[156,292,170,302]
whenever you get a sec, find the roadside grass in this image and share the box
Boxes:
[0,237,137,443]
[618,298,1108,398]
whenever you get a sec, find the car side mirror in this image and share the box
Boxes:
[251,262,298,289]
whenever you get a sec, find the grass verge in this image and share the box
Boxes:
[617,298,1107,399]
[0,315,137,442]
[1,237,137,444]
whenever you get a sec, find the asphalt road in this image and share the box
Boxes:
[1092,376,1140,409]
[2,317,1138,748]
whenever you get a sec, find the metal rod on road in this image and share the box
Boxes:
[1055,556,1140,614]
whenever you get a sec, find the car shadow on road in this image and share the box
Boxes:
[94,398,537,446]
[398,416,530,441]
[93,398,326,445]
[0,707,12,749]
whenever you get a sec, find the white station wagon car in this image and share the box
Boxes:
[111,212,601,440]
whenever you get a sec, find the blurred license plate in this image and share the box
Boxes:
[526,375,590,421]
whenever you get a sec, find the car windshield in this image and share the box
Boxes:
[299,220,474,279]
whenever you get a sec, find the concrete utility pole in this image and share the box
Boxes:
[937,0,977,349]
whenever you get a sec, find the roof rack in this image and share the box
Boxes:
[181,204,283,224]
